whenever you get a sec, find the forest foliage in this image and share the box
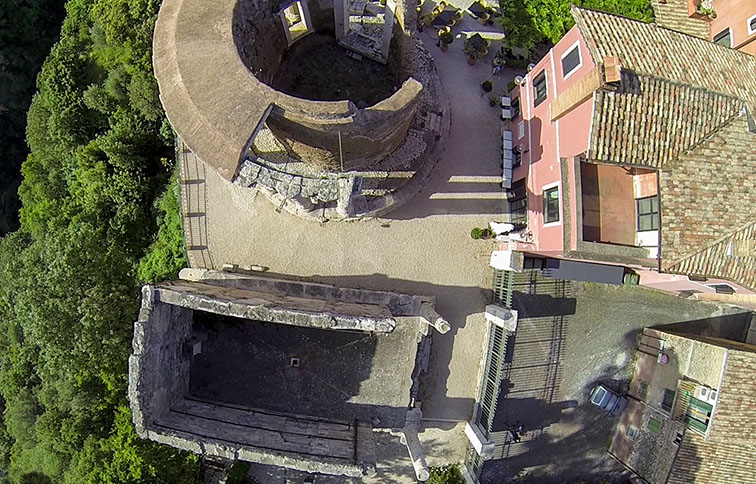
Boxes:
[0,0,66,235]
[499,0,654,55]
[0,0,195,482]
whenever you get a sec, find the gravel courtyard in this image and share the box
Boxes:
[183,14,521,474]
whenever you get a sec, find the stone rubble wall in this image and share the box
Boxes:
[154,280,398,332]
[129,286,194,437]
[178,268,436,318]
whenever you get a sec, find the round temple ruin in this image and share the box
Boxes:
[153,0,446,220]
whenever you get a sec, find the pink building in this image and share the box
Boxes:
[701,0,755,55]
[496,7,756,303]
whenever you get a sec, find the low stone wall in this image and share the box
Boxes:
[128,275,444,476]
[129,286,194,435]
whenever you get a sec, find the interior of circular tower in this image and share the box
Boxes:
[232,0,403,103]
[231,0,425,172]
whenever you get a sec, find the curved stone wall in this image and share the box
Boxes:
[154,0,422,179]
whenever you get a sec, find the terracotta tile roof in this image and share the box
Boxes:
[668,349,756,484]
[573,7,756,116]
[650,0,710,40]
[658,116,756,291]
[572,7,756,289]
[589,72,742,168]
[662,220,756,292]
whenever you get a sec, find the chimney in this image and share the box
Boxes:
[603,56,621,84]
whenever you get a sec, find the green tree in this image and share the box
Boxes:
[428,465,465,484]
[499,0,653,54]
[0,0,194,481]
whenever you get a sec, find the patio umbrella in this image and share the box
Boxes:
[469,1,487,18]
[431,7,457,27]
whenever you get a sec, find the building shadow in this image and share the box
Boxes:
[212,270,493,423]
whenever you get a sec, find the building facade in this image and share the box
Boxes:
[497,7,756,303]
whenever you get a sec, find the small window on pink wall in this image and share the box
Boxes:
[560,41,582,79]
[543,186,560,224]
[533,71,547,107]
[749,14,756,35]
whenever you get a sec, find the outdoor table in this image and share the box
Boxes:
[431,7,457,27]
[468,1,487,18]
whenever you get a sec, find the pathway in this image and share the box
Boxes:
[186,14,521,468]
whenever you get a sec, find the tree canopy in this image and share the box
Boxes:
[499,0,654,55]
[0,0,193,482]
[0,0,66,235]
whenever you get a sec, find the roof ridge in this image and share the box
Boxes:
[663,220,756,288]
[629,71,746,105]
[676,220,756,257]
[670,110,743,167]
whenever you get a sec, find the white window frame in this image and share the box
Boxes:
[713,27,732,48]
[560,40,582,80]
[517,121,525,139]
[542,182,561,227]
[748,13,756,35]
[532,70,548,107]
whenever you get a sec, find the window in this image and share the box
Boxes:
[636,195,658,231]
[661,389,676,412]
[523,256,545,269]
[284,2,302,26]
[749,14,756,35]
[280,0,312,45]
[686,397,713,435]
[713,28,731,47]
[508,179,527,226]
[517,121,525,139]
[511,96,520,119]
[561,42,581,79]
[543,186,560,224]
[533,70,547,107]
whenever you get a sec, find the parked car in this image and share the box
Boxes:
[590,384,628,416]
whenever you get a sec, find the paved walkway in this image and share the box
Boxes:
[188,15,520,468]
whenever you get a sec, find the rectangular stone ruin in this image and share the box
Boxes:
[128,270,443,478]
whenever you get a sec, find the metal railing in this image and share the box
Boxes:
[177,139,213,269]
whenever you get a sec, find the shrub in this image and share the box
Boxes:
[471,227,494,239]
[439,31,454,45]
[428,465,465,484]
[481,80,493,92]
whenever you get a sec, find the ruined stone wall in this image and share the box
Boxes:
[268,78,422,170]
[129,287,194,436]
[232,0,288,85]
[308,0,335,32]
